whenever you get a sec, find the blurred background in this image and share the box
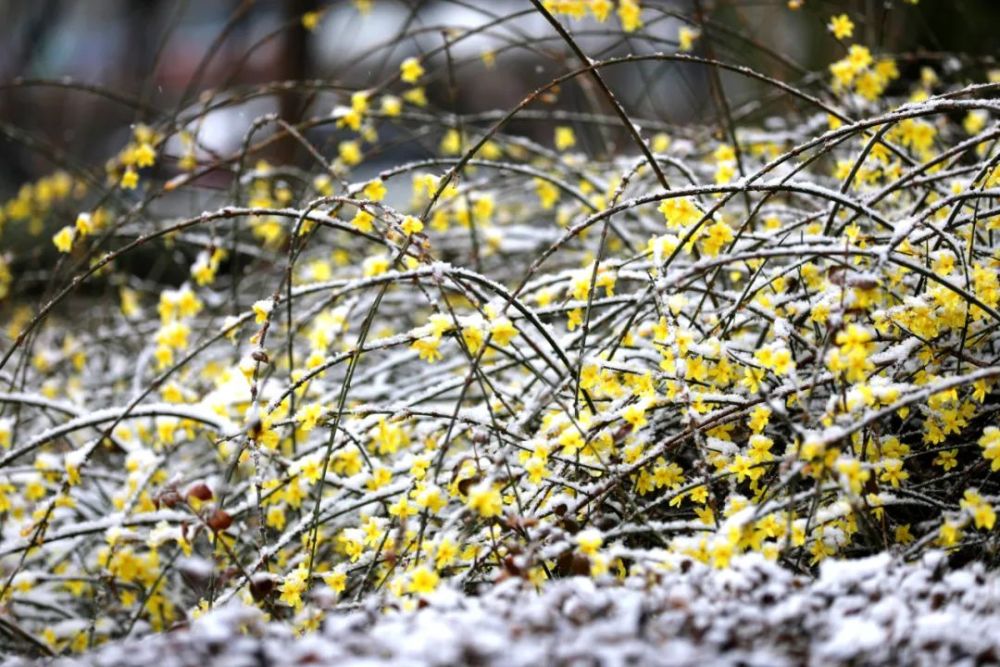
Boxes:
[1,0,998,216]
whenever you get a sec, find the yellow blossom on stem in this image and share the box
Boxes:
[400,57,425,84]
[978,427,1000,471]
[622,400,648,430]
[412,337,442,363]
[351,209,375,233]
[617,0,642,32]
[297,403,324,432]
[462,323,486,354]
[301,10,322,31]
[939,521,962,548]
[52,226,75,253]
[678,26,700,52]
[278,565,309,609]
[323,569,347,594]
[489,318,518,346]
[408,566,439,594]
[74,213,94,236]
[134,143,156,168]
[554,126,576,151]
[879,459,908,488]
[401,215,424,235]
[252,299,273,324]
[121,168,139,190]
[363,179,387,201]
[576,528,603,555]
[827,14,854,39]
[466,482,503,518]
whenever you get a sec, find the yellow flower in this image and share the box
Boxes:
[524,456,547,484]
[938,521,962,548]
[701,219,734,256]
[339,140,362,166]
[121,168,139,189]
[836,457,870,495]
[964,110,988,135]
[381,95,402,116]
[461,323,485,354]
[362,466,390,493]
[489,318,518,346]
[534,178,559,209]
[713,144,735,162]
[434,538,459,569]
[554,126,576,151]
[961,489,996,530]
[439,129,462,155]
[297,403,324,432]
[659,197,702,228]
[363,255,390,276]
[576,528,603,555]
[373,417,408,455]
[408,566,439,594]
[339,528,365,561]
[388,496,415,519]
[748,405,771,433]
[74,212,94,236]
[252,299,273,324]
[323,569,347,594]
[879,459,908,488]
[828,323,875,382]
[827,14,854,40]
[973,503,996,531]
[622,401,648,429]
[403,87,427,107]
[590,0,612,22]
[279,565,309,609]
[0,418,11,449]
[191,251,220,285]
[134,143,156,168]
[934,449,958,471]
[979,427,1000,471]
[401,215,424,235]
[301,10,322,31]
[155,321,190,350]
[466,482,503,518]
[64,451,83,486]
[710,536,734,569]
[894,524,914,544]
[52,226,75,253]
[400,57,425,84]
[414,483,446,513]
[678,26,700,52]
[351,209,375,233]
[652,133,671,152]
[363,179,387,201]
[755,344,794,376]
[848,44,873,70]
[412,337,442,363]
[427,313,454,339]
[266,506,286,530]
[617,0,642,32]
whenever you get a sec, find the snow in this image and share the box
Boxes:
[11,553,1000,667]
[821,617,886,661]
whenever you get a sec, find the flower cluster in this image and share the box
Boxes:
[0,0,998,658]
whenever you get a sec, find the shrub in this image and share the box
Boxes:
[0,0,998,656]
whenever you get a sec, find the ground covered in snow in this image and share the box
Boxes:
[7,553,1000,667]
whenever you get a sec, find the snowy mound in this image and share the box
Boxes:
[9,552,1000,667]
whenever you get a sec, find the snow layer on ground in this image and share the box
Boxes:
[6,552,1000,667]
